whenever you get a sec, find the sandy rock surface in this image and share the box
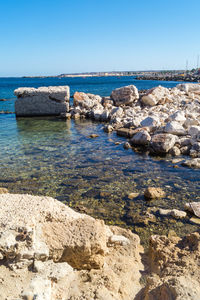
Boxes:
[0,193,143,300]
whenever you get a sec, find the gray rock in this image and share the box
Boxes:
[131,130,151,146]
[150,133,177,154]
[15,86,70,117]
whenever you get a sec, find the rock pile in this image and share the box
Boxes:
[67,83,200,167]
[14,83,200,166]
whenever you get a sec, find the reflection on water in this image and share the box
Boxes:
[0,115,200,246]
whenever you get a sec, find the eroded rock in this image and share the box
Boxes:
[15,86,70,117]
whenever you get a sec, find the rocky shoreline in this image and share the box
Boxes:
[68,83,200,168]
[14,83,200,169]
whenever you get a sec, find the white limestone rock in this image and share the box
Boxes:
[140,116,161,130]
[176,83,200,93]
[15,86,70,117]
[168,110,186,124]
[164,121,186,136]
[110,85,139,106]
[73,92,102,110]
[141,86,169,106]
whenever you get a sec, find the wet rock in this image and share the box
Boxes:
[117,127,135,138]
[158,208,187,219]
[182,158,200,168]
[110,85,139,106]
[128,192,139,199]
[180,145,191,155]
[88,134,99,138]
[103,124,113,133]
[14,86,70,117]
[130,130,151,146]
[0,188,8,194]
[117,127,131,138]
[169,146,181,156]
[190,217,200,225]
[123,142,132,149]
[150,133,177,154]
[144,187,165,199]
[185,202,200,218]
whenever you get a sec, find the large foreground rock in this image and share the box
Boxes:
[0,194,143,300]
[14,86,70,116]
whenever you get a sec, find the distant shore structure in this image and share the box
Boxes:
[22,69,200,82]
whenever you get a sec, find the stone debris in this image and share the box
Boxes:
[57,83,200,168]
[14,83,200,167]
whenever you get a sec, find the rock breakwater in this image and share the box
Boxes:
[66,83,200,167]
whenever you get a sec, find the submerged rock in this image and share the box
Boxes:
[185,202,200,218]
[14,86,70,117]
[182,158,200,168]
[144,187,165,199]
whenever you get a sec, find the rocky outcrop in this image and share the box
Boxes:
[138,232,200,300]
[0,193,143,300]
[14,86,70,116]
[1,193,200,299]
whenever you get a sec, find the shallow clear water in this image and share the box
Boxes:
[0,77,199,246]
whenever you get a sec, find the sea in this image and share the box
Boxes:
[0,76,199,246]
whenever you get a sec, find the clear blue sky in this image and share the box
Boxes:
[0,0,200,76]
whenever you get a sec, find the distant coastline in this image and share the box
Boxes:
[22,69,200,82]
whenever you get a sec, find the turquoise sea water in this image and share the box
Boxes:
[0,76,199,245]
